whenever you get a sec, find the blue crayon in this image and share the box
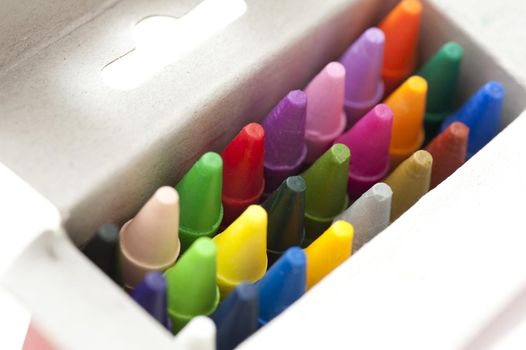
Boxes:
[210,283,259,350]
[256,247,306,325]
[131,272,172,331]
[441,81,504,158]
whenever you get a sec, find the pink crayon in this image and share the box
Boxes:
[334,104,393,200]
[304,62,347,164]
[340,28,385,127]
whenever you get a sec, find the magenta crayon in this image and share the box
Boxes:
[263,90,307,193]
[304,62,347,163]
[340,27,385,127]
[334,104,393,200]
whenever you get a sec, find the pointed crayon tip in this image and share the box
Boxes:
[119,186,180,290]
[131,272,172,330]
[173,316,216,350]
[214,205,268,299]
[211,283,259,350]
[385,150,432,221]
[304,62,347,163]
[305,221,354,289]
[83,224,119,282]
[263,90,307,193]
[340,27,385,126]
[380,0,422,93]
[164,237,219,333]
[334,104,393,200]
[385,75,427,167]
[302,144,350,245]
[176,152,223,251]
[334,182,392,252]
[262,176,306,265]
[222,123,265,226]
[441,81,504,158]
[257,247,306,325]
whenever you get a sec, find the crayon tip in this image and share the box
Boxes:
[176,152,223,251]
[441,81,504,158]
[334,182,392,252]
[120,186,180,290]
[305,221,354,289]
[302,144,350,245]
[214,205,268,299]
[222,123,265,225]
[385,150,432,221]
[334,104,393,200]
[385,75,427,167]
[173,316,216,350]
[257,247,306,325]
[82,224,119,282]
[211,283,259,350]
[340,27,385,126]
[262,176,306,265]
[164,237,219,333]
[304,62,347,163]
[263,90,307,192]
[131,272,172,330]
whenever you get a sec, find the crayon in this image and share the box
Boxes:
[131,272,171,331]
[256,247,306,325]
[385,75,427,168]
[23,323,55,350]
[380,0,422,93]
[172,316,216,350]
[418,42,464,142]
[262,176,306,265]
[426,122,469,188]
[385,150,432,221]
[211,283,259,350]
[82,224,119,282]
[119,186,180,290]
[334,104,393,200]
[176,152,223,251]
[222,123,265,226]
[333,182,392,252]
[441,81,504,158]
[214,205,268,299]
[340,27,385,126]
[164,237,219,333]
[262,90,307,193]
[302,144,350,245]
[304,62,347,163]
[304,221,354,290]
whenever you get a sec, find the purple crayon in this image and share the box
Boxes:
[340,27,385,127]
[334,104,393,201]
[263,90,307,194]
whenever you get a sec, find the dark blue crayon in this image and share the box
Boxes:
[131,271,172,331]
[210,283,259,350]
[256,246,306,326]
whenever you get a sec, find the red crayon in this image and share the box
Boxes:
[222,123,265,226]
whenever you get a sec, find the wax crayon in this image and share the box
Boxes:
[176,152,223,251]
[380,0,422,93]
[385,150,432,221]
[385,75,427,167]
[23,324,55,350]
[262,176,305,265]
[304,62,347,163]
[131,272,172,331]
[334,183,392,252]
[164,237,219,333]
[214,205,268,299]
[304,221,354,289]
[426,122,469,188]
[120,187,180,290]
[172,316,216,350]
[340,27,385,126]
[256,247,306,325]
[82,224,119,282]
[263,90,307,193]
[334,104,393,200]
[418,42,464,142]
[211,283,259,350]
[222,123,265,226]
[441,81,504,158]
[302,144,350,245]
